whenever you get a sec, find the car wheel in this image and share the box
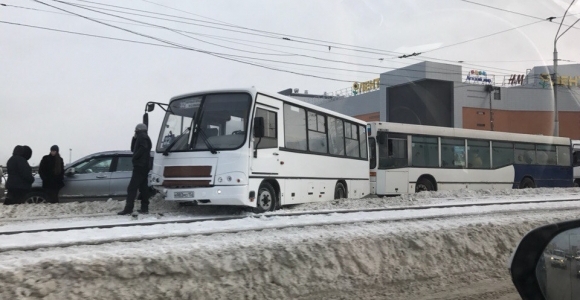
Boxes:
[253,182,277,213]
[23,191,50,204]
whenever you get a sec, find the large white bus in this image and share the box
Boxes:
[368,122,573,195]
[144,88,370,212]
[572,140,580,187]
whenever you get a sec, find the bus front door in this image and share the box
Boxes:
[251,95,283,177]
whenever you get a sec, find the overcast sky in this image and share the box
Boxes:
[1,0,579,165]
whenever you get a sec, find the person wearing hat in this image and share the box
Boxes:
[39,145,65,203]
[118,123,152,215]
[5,145,35,205]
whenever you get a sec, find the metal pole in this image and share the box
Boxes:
[554,48,559,136]
[552,0,579,136]
[489,89,494,131]
[69,148,72,164]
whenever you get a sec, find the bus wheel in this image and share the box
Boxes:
[519,177,536,189]
[254,182,277,213]
[415,178,434,193]
[574,180,580,188]
[23,191,49,204]
[334,182,346,199]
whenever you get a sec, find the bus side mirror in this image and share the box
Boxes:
[147,103,155,112]
[254,117,265,138]
[143,113,149,128]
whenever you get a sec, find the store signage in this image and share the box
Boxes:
[353,78,380,94]
[539,73,579,87]
[465,70,492,84]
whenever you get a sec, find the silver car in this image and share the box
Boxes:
[24,150,154,203]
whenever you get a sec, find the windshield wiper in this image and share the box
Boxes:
[197,129,217,154]
[162,127,190,156]
[191,111,217,154]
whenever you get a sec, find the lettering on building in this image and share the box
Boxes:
[465,70,492,84]
[353,78,380,95]
[539,73,580,88]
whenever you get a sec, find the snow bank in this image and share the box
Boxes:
[280,187,580,212]
[0,194,245,220]
[1,207,578,299]
[2,187,579,221]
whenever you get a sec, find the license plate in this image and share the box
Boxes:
[174,191,194,198]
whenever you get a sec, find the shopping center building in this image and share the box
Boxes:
[279,61,580,139]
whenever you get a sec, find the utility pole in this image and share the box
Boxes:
[552,0,580,136]
[489,90,494,131]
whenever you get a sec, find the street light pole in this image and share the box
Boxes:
[553,0,580,136]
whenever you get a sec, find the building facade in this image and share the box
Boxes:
[280,61,580,139]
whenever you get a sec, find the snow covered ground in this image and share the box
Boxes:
[1,188,580,299]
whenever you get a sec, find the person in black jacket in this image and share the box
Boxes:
[39,145,65,203]
[5,145,34,205]
[118,123,152,215]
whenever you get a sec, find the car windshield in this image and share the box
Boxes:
[553,250,565,257]
[157,93,252,153]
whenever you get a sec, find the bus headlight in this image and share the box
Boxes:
[215,172,246,185]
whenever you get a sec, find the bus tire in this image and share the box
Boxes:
[415,178,434,193]
[254,182,277,213]
[574,180,580,188]
[23,191,50,204]
[519,177,536,189]
[334,182,346,199]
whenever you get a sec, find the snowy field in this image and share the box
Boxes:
[1,188,580,299]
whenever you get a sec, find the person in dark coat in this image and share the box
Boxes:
[39,145,65,203]
[118,123,152,215]
[5,145,34,205]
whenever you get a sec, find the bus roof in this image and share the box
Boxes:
[369,122,571,145]
[169,87,367,126]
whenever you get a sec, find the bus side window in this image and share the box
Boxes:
[573,151,580,167]
[384,136,407,168]
[255,108,277,149]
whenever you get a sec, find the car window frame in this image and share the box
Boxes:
[71,155,115,174]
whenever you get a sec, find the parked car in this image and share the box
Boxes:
[549,249,567,269]
[23,150,154,203]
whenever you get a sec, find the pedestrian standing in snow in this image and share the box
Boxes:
[118,123,152,215]
[39,145,65,203]
[5,145,34,205]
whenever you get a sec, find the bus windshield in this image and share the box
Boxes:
[157,93,252,153]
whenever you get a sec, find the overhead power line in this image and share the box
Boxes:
[27,0,518,77]
[460,0,580,30]
[57,0,537,73]
[0,20,554,93]
[6,0,547,82]
[6,1,534,75]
